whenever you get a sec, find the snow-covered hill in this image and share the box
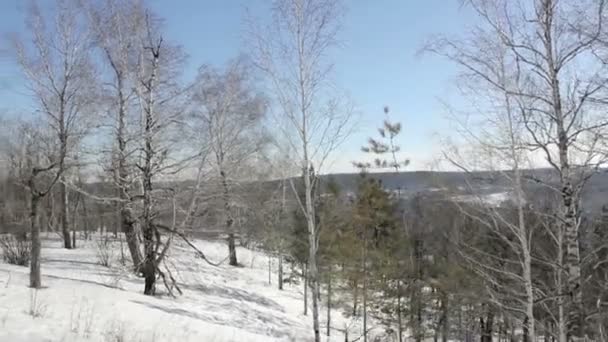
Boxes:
[0,235,363,342]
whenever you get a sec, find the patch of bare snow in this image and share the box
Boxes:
[0,235,367,342]
[452,191,512,207]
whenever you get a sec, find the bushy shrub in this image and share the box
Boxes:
[0,234,30,266]
[96,235,114,267]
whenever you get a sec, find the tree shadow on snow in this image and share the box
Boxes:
[179,283,284,312]
[129,298,303,339]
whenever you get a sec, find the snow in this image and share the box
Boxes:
[452,191,511,207]
[0,235,365,342]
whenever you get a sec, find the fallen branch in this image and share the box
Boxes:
[155,224,226,267]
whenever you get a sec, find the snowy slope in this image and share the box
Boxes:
[0,235,364,342]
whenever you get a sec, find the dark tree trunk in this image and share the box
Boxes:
[327,273,331,337]
[29,195,41,288]
[397,279,403,342]
[352,277,358,316]
[363,238,368,342]
[480,306,494,342]
[278,251,283,290]
[411,235,424,342]
[60,180,72,249]
[523,316,529,342]
[440,291,449,342]
[143,261,155,295]
[228,232,237,266]
[71,193,79,244]
[142,140,155,295]
[142,178,155,296]
[304,262,308,316]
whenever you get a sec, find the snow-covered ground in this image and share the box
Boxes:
[0,235,364,342]
[452,191,512,207]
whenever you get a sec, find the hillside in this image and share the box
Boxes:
[0,235,365,342]
[318,170,608,212]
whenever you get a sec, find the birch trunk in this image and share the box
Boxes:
[140,39,159,296]
[220,168,237,266]
[540,2,583,337]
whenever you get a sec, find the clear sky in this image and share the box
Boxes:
[0,1,477,173]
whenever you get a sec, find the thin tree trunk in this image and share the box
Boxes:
[362,235,368,342]
[268,253,272,285]
[304,165,320,342]
[441,291,448,342]
[278,181,285,291]
[142,168,155,295]
[353,277,358,316]
[398,279,403,342]
[458,305,463,342]
[557,224,567,342]
[304,262,308,316]
[327,272,331,337]
[278,248,284,290]
[71,192,79,249]
[29,195,41,288]
[72,224,76,248]
[412,237,423,342]
[523,316,529,342]
[60,180,72,249]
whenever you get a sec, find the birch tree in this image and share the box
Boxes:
[4,121,63,288]
[249,1,352,339]
[133,12,186,295]
[85,0,147,271]
[12,0,95,250]
[191,59,267,266]
[428,22,538,342]
[428,0,608,339]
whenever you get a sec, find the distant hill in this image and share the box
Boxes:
[317,169,608,213]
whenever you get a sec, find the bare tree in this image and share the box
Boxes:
[191,59,267,267]
[133,12,187,295]
[428,0,608,339]
[249,0,353,340]
[4,121,63,288]
[11,0,95,250]
[85,0,148,272]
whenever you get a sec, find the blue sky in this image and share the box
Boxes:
[0,1,476,173]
